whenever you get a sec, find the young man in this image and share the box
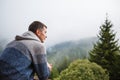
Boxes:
[0,21,52,80]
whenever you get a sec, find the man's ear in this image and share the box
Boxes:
[36,29,41,36]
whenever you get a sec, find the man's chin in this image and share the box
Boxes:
[41,40,45,43]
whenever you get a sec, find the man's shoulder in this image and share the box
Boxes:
[7,40,27,49]
[5,40,30,55]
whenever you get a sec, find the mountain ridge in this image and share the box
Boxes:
[47,37,98,71]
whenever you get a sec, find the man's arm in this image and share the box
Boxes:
[32,44,50,80]
[33,54,50,80]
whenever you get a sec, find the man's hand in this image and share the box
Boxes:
[47,63,52,72]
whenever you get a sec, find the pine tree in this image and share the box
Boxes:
[89,17,120,80]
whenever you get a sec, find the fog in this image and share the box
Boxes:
[0,0,120,47]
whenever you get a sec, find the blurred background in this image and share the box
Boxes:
[0,0,120,47]
[1,0,120,79]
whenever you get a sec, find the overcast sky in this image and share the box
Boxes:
[0,0,120,47]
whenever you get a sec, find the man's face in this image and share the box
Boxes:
[37,27,47,43]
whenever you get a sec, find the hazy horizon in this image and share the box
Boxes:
[0,0,120,47]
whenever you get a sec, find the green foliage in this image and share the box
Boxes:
[89,18,120,80]
[49,67,59,80]
[54,59,109,80]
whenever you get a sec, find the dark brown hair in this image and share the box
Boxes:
[28,21,47,33]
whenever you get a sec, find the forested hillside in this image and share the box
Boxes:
[47,37,98,72]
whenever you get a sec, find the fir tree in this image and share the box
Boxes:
[89,17,120,80]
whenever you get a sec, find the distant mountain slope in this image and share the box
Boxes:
[47,37,98,71]
[47,37,98,57]
[0,38,8,53]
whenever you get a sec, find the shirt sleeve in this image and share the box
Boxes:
[32,44,50,80]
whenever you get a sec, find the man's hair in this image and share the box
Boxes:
[28,21,47,33]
